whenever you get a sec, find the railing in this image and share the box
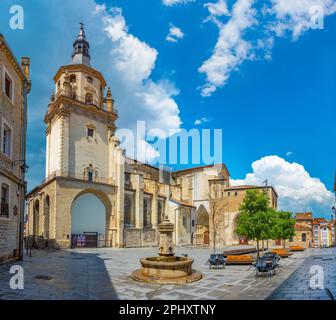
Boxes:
[52,90,118,116]
[71,233,117,248]
[41,170,115,186]
[0,203,9,218]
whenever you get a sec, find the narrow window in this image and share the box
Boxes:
[2,124,11,158]
[87,76,93,84]
[87,128,94,138]
[70,74,76,83]
[1,184,9,218]
[4,72,12,101]
[88,171,93,182]
[85,93,93,104]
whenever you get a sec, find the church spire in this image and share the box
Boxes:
[71,22,91,67]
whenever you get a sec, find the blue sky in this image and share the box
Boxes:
[0,0,335,217]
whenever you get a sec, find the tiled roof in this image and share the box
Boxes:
[170,198,195,208]
[295,223,311,231]
[295,212,313,220]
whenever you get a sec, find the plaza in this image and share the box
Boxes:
[0,247,335,300]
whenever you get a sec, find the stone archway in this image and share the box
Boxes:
[33,200,40,236]
[301,233,307,242]
[70,189,112,248]
[196,205,209,246]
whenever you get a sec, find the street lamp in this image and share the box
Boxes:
[11,160,29,173]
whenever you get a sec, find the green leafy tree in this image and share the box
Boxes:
[235,190,271,258]
[271,211,295,248]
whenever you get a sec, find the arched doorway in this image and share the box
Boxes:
[33,200,40,235]
[43,195,50,238]
[71,192,107,248]
[301,233,306,242]
[196,205,209,246]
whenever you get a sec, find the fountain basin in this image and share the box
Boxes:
[131,256,202,284]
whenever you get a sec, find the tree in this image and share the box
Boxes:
[208,183,228,254]
[235,189,271,258]
[271,211,295,248]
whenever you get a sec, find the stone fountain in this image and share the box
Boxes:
[131,217,202,284]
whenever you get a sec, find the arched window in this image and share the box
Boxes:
[85,93,93,104]
[0,183,9,218]
[33,200,40,235]
[124,193,135,228]
[301,233,306,242]
[83,164,96,182]
[87,76,93,84]
[70,74,76,83]
[43,195,50,238]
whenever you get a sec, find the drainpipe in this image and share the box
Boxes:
[18,60,30,261]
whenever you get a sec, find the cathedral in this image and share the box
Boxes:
[25,25,278,249]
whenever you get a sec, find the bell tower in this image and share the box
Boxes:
[44,23,120,184]
[26,23,125,249]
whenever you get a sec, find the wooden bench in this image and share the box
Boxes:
[271,249,293,258]
[225,255,255,265]
[289,245,305,252]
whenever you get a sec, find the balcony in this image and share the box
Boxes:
[51,90,118,116]
[42,170,115,186]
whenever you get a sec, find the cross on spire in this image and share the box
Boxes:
[71,22,91,66]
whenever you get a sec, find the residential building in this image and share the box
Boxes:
[0,34,30,263]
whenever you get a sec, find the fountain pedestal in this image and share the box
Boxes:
[131,218,202,284]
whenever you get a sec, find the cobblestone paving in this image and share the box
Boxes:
[0,247,328,300]
[268,248,336,300]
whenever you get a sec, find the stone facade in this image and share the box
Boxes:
[0,34,30,263]
[25,25,278,250]
[289,212,336,248]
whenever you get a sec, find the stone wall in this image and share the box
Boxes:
[0,42,25,264]
[123,228,157,247]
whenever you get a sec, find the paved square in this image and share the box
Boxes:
[0,247,334,300]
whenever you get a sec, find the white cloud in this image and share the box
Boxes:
[162,0,195,6]
[98,6,182,162]
[199,0,336,96]
[231,155,334,216]
[267,0,336,40]
[285,151,293,157]
[194,117,211,125]
[166,24,185,43]
[199,0,258,97]
[204,0,230,17]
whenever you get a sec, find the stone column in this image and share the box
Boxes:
[45,128,51,177]
[115,146,125,247]
[158,218,175,256]
[59,112,70,177]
